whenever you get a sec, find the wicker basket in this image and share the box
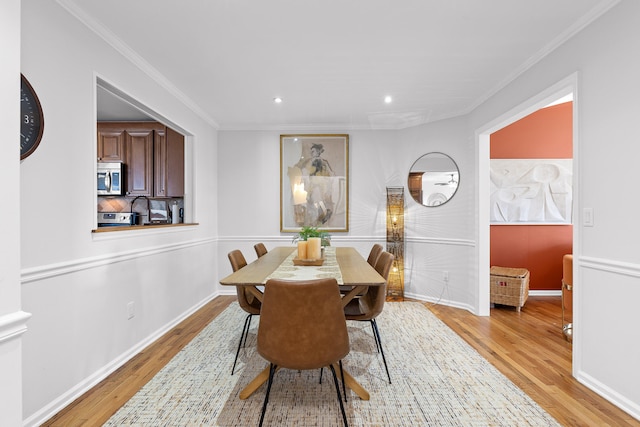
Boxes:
[490,266,530,312]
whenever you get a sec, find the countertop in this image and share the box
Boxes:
[92,223,197,233]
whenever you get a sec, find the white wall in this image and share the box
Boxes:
[20,0,219,424]
[217,130,398,279]
[1,1,28,426]
[468,0,640,419]
[400,121,477,309]
[217,121,476,308]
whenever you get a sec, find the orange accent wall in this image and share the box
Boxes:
[490,102,573,290]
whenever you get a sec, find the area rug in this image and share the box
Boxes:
[105,302,560,426]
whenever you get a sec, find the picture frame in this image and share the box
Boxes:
[280,134,349,232]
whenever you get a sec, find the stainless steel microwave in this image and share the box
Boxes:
[97,162,124,196]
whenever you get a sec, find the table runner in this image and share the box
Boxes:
[263,246,343,284]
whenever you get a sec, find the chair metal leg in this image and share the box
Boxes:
[329,364,349,427]
[232,314,252,375]
[371,319,391,384]
[370,321,381,353]
[322,361,346,400]
[243,315,253,347]
[339,360,347,402]
[258,364,277,427]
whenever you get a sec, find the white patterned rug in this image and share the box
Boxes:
[105,302,560,426]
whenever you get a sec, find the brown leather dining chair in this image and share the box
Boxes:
[254,243,268,258]
[257,278,350,427]
[367,243,383,267]
[340,243,383,296]
[344,250,394,384]
[228,249,262,375]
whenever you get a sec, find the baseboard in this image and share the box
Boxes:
[404,291,477,314]
[529,290,561,296]
[576,370,640,422]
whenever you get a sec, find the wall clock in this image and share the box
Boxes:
[20,74,45,160]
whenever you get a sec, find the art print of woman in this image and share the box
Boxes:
[281,135,348,231]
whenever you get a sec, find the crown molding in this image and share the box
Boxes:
[56,0,220,129]
[467,0,621,115]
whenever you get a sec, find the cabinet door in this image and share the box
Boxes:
[126,129,154,196]
[154,127,184,197]
[166,127,185,197]
[97,125,125,162]
[153,128,168,197]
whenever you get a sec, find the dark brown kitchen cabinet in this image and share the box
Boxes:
[97,122,184,197]
[154,127,184,197]
[97,124,125,162]
[126,126,156,196]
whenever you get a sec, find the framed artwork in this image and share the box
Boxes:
[280,134,349,232]
[490,159,572,224]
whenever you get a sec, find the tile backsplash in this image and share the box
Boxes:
[98,196,184,223]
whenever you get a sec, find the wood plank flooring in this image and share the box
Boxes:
[42,296,638,426]
[427,297,639,427]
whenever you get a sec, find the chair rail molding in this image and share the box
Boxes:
[406,235,475,247]
[21,237,214,284]
[580,256,640,277]
[0,311,32,344]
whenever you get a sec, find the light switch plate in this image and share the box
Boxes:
[583,207,594,227]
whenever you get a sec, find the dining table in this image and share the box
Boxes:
[219,246,386,401]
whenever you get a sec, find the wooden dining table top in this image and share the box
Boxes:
[219,246,386,287]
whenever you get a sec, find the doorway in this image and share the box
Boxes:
[476,73,578,323]
[489,97,573,303]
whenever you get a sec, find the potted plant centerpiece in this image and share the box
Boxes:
[293,226,331,246]
[293,226,331,260]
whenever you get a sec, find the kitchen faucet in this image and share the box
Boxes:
[130,195,151,225]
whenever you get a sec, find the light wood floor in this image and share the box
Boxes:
[42,296,638,426]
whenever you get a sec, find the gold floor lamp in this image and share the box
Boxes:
[386,187,404,301]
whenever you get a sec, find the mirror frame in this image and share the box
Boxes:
[408,152,460,207]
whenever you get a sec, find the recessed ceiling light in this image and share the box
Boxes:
[384,96,392,104]
[273,97,283,104]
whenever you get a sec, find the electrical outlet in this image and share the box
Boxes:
[127,301,135,319]
[443,271,449,282]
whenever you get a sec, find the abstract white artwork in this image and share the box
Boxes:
[490,159,572,224]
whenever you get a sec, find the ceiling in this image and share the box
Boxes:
[74,0,615,129]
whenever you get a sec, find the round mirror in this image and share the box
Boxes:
[408,152,460,206]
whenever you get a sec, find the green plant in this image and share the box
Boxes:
[292,226,331,246]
